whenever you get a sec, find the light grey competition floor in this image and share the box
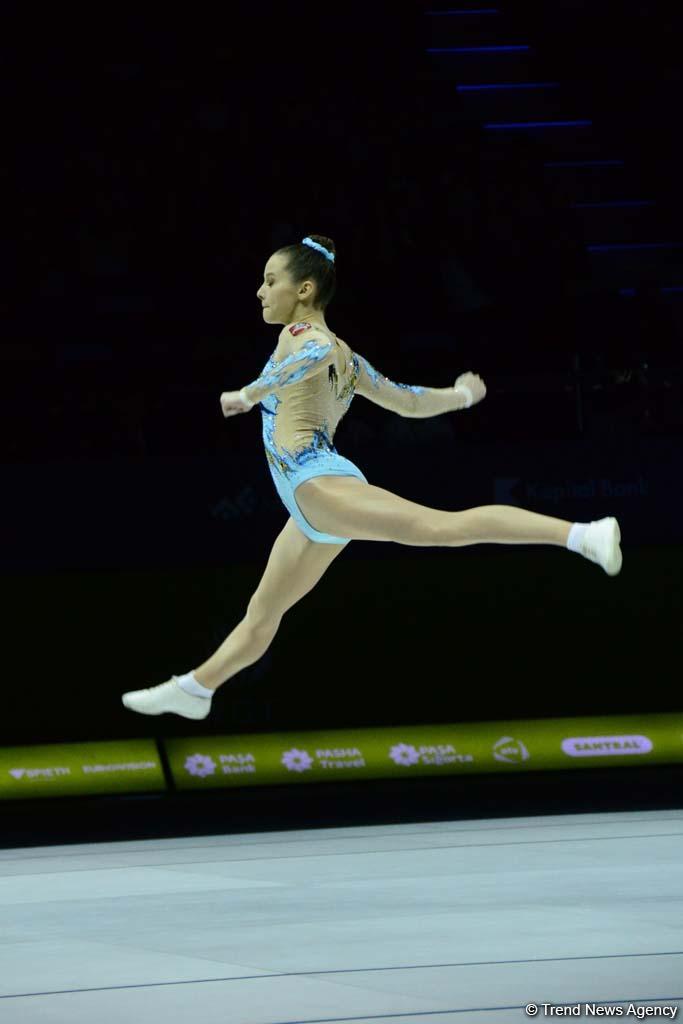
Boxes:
[1,809,682,1023]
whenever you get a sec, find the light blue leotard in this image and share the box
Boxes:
[258,345,368,544]
[241,326,432,544]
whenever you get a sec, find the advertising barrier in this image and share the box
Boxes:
[0,739,165,800]
[4,714,680,801]
[164,713,683,791]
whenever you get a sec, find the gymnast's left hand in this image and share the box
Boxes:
[220,391,252,417]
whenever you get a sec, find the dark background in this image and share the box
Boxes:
[3,1,682,836]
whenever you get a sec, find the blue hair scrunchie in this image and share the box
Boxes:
[302,236,335,263]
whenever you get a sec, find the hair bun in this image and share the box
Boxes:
[309,234,336,255]
[303,235,336,262]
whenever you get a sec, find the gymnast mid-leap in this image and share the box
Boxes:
[122,234,622,720]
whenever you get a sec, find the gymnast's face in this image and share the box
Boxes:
[256,253,319,326]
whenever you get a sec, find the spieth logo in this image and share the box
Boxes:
[281,748,314,773]
[561,734,653,758]
[389,743,420,766]
[493,736,531,764]
[185,753,217,777]
[9,766,71,779]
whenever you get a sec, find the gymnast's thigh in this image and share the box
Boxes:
[295,476,446,545]
[247,516,347,625]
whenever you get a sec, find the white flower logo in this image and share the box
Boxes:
[185,753,217,777]
[281,748,313,773]
[389,743,420,766]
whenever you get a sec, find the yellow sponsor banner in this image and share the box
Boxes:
[0,739,166,800]
[165,713,683,791]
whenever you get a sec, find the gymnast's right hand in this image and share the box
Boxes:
[220,390,252,417]
[454,372,487,407]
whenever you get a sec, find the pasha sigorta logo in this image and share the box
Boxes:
[389,743,420,766]
[389,743,473,767]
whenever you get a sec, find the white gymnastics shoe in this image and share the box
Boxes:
[121,678,212,720]
[578,517,622,576]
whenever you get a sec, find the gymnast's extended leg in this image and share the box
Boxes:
[191,517,345,690]
[121,516,346,717]
[296,477,621,571]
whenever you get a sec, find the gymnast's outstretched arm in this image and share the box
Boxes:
[354,352,480,418]
[240,327,337,405]
[236,323,484,415]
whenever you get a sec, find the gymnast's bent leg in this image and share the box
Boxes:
[121,516,347,718]
[296,478,622,573]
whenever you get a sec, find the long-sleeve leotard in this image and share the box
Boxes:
[240,329,467,499]
[241,332,466,461]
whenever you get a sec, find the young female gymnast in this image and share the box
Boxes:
[122,234,622,720]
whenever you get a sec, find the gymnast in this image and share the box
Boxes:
[122,234,622,720]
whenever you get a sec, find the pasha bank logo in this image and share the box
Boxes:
[561,734,653,758]
[185,753,217,777]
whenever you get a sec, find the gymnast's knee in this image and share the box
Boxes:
[245,597,282,634]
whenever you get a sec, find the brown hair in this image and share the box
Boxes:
[276,234,337,311]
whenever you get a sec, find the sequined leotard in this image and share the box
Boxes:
[241,323,459,544]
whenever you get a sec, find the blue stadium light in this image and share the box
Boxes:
[544,160,625,167]
[485,120,592,128]
[457,82,559,91]
[619,286,683,295]
[588,242,683,252]
[571,200,655,208]
[426,8,500,13]
[426,45,530,52]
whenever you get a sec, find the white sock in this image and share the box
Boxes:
[174,671,214,699]
[566,522,589,553]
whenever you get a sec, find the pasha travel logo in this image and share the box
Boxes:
[282,748,314,773]
[280,747,366,772]
[561,735,654,758]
